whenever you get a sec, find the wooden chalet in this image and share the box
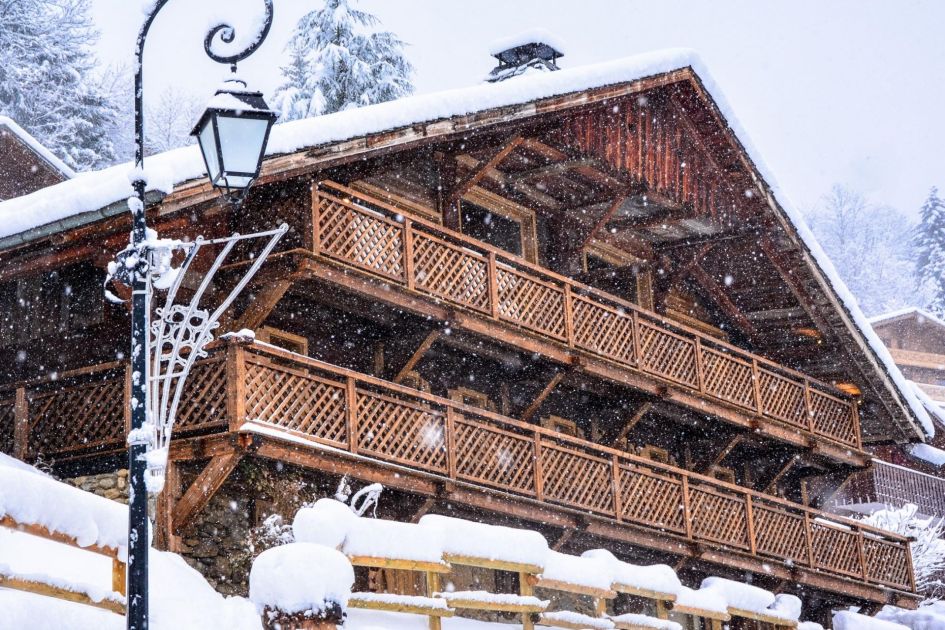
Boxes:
[832,308,945,521]
[0,116,74,201]
[0,44,931,623]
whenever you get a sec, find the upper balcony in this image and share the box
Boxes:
[832,458,945,521]
[0,340,915,603]
[304,181,862,460]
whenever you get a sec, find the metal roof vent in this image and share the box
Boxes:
[486,28,565,83]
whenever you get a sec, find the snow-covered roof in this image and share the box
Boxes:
[0,47,930,439]
[0,116,76,180]
[908,443,945,467]
[870,307,945,330]
[488,28,567,56]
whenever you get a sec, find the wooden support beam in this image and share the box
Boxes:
[551,528,575,551]
[172,450,243,534]
[703,434,743,474]
[764,455,799,494]
[577,193,633,252]
[410,497,437,523]
[758,237,834,336]
[393,330,442,384]
[615,402,653,444]
[688,264,757,340]
[519,371,566,422]
[446,134,523,208]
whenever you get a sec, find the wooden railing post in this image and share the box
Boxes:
[112,558,127,597]
[611,454,623,521]
[852,402,863,450]
[404,219,415,290]
[13,386,28,460]
[226,344,248,432]
[445,407,457,480]
[346,376,359,455]
[311,183,321,254]
[563,285,575,348]
[745,494,757,555]
[488,252,500,320]
[905,538,917,593]
[631,310,642,367]
[751,360,764,415]
[533,433,544,501]
[694,338,706,394]
[803,379,816,433]
[680,476,693,540]
[803,512,815,568]
[856,530,868,580]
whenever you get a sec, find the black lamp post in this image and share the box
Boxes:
[127,3,274,629]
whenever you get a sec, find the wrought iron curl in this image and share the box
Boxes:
[204,0,274,66]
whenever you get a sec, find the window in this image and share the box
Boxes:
[581,244,647,304]
[448,386,496,412]
[540,415,584,439]
[459,188,538,262]
[257,327,308,355]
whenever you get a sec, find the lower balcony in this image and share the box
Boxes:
[832,458,945,521]
[0,340,916,603]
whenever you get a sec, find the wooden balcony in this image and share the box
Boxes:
[833,458,945,520]
[309,181,862,454]
[0,341,914,599]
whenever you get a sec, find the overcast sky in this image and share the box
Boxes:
[90,0,945,217]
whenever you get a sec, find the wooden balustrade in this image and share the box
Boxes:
[835,459,945,520]
[0,341,914,593]
[311,181,861,449]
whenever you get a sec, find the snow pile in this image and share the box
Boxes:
[910,442,945,467]
[249,542,353,615]
[674,586,729,615]
[349,592,451,611]
[435,591,548,609]
[540,610,614,629]
[834,610,909,630]
[699,577,776,615]
[608,613,682,630]
[0,456,128,560]
[418,514,549,566]
[768,594,803,622]
[878,601,945,629]
[488,28,567,55]
[798,623,826,630]
[581,549,682,597]
[540,549,616,592]
[293,497,357,547]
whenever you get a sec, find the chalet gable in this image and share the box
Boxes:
[0,116,74,201]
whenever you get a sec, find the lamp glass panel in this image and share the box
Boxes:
[198,119,221,182]
[216,115,269,177]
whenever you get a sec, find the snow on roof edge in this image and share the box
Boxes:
[0,48,930,438]
[870,307,945,330]
[0,116,76,180]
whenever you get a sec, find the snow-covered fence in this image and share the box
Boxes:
[0,457,127,614]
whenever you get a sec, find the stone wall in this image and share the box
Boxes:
[67,469,129,504]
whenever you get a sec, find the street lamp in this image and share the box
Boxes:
[192,77,278,194]
[120,2,277,630]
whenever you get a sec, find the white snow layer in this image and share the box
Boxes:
[608,613,682,630]
[833,610,910,630]
[540,549,616,591]
[249,542,353,614]
[878,601,945,629]
[581,548,681,596]
[0,115,76,179]
[0,459,128,560]
[0,47,926,436]
[419,513,549,566]
[909,442,945,467]
[487,28,568,55]
[869,307,945,330]
[541,610,614,629]
[699,577,775,616]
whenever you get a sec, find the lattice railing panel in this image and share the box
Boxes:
[572,296,635,364]
[317,198,405,280]
[702,348,757,408]
[412,233,490,313]
[356,391,448,473]
[618,465,686,533]
[759,369,807,427]
[809,388,856,445]
[753,503,808,563]
[244,363,348,446]
[637,321,698,387]
[0,399,14,455]
[28,377,125,455]
[541,444,614,514]
[495,266,567,340]
[454,419,535,495]
[174,358,227,432]
[688,485,749,549]
[864,537,912,590]
[810,521,862,577]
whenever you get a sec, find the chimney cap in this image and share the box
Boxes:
[488,28,566,65]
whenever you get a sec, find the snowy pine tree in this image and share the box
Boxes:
[0,0,120,171]
[271,0,414,121]
[914,187,945,317]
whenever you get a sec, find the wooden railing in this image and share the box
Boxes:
[835,459,945,520]
[311,181,861,449]
[0,341,913,593]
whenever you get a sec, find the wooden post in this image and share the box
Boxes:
[852,402,863,450]
[856,530,868,580]
[226,344,248,432]
[445,407,457,480]
[563,284,575,348]
[631,310,642,367]
[751,360,764,415]
[655,599,669,620]
[488,252,499,320]
[426,571,442,630]
[346,377,359,455]
[13,386,28,460]
[311,183,321,255]
[803,380,815,433]
[404,219,415,290]
[533,434,544,501]
[680,476,693,540]
[803,512,815,568]
[112,558,127,597]
[745,494,757,555]
[520,570,535,630]
[694,338,705,394]
[904,538,917,593]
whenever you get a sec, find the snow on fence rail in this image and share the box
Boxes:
[0,456,127,614]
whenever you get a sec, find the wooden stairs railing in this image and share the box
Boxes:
[310,181,861,451]
[833,458,945,520]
